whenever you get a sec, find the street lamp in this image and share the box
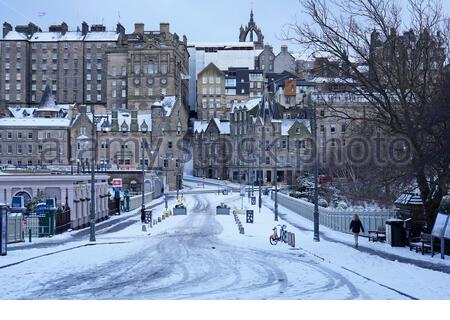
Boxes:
[274,143,279,222]
[309,94,320,242]
[89,107,110,242]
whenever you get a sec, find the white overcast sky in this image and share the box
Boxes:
[0,0,449,55]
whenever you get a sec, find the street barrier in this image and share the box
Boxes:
[272,192,396,237]
[233,210,245,235]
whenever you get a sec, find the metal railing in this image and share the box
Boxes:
[272,192,397,236]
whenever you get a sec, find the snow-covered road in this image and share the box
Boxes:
[0,184,446,299]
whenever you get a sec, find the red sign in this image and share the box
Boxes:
[112,178,122,188]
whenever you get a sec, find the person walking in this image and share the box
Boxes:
[350,214,364,248]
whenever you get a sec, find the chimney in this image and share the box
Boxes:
[111,110,119,131]
[116,22,125,35]
[3,22,12,38]
[78,104,87,115]
[28,22,40,35]
[160,22,170,35]
[134,23,144,34]
[281,45,288,53]
[130,110,138,132]
[81,21,89,35]
[61,22,68,35]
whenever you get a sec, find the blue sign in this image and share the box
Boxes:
[35,203,47,217]
[11,196,24,209]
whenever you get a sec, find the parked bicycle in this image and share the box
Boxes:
[270,225,288,245]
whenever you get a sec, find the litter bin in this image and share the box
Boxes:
[386,219,406,247]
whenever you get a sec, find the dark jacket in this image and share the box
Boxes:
[350,220,364,233]
[141,208,146,224]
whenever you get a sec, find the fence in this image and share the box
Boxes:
[7,213,24,243]
[128,192,155,211]
[55,208,71,234]
[272,192,397,236]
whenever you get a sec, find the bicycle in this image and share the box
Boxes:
[269,225,288,245]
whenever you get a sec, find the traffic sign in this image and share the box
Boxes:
[246,210,254,224]
[251,197,256,205]
[112,178,123,188]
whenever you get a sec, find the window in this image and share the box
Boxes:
[330,124,336,134]
[168,141,173,149]
[28,144,33,154]
[320,110,325,117]
[121,66,127,76]
[112,66,117,77]
[112,90,117,98]
[86,94,91,101]
[18,132,22,139]
[28,132,33,139]
[133,63,141,74]
[122,90,126,98]
[341,123,346,133]
[148,88,153,96]
[7,144,13,154]
[202,77,207,84]
[320,125,325,133]
[160,63,168,74]
[17,144,22,154]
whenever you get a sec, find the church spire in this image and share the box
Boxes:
[250,9,254,23]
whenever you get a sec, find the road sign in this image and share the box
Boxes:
[246,210,254,224]
[251,197,256,205]
[240,187,245,197]
[112,178,123,188]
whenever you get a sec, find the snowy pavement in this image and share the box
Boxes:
[0,181,449,299]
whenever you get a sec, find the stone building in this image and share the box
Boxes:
[193,118,230,179]
[256,44,275,73]
[274,45,296,74]
[196,63,226,121]
[193,93,313,186]
[120,23,190,112]
[239,10,264,49]
[0,21,125,106]
[0,91,73,167]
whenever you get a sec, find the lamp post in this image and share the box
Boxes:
[89,107,110,242]
[274,143,279,222]
[141,141,146,209]
[310,96,320,242]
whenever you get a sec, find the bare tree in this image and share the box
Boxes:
[284,0,450,225]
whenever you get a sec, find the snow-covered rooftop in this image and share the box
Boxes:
[152,96,177,116]
[190,42,256,49]
[213,119,231,135]
[231,98,261,113]
[89,112,152,132]
[281,119,311,136]
[84,31,120,42]
[3,31,28,41]
[193,121,209,134]
[395,192,423,205]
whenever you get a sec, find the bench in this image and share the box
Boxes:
[409,233,433,255]
[368,229,386,242]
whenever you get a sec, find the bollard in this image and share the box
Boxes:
[142,224,147,232]
[29,229,32,243]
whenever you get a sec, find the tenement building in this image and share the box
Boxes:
[193,93,313,185]
[0,21,189,114]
